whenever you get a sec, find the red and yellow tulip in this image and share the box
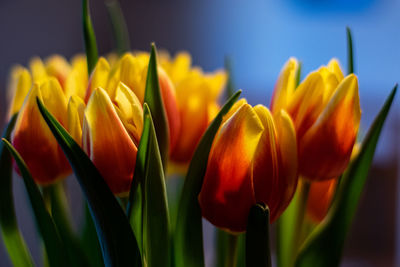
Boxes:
[8,55,88,184]
[198,99,298,232]
[271,58,361,181]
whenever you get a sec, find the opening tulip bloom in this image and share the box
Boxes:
[198,99,298,232]
[158,52,227,163]
[271,58,361,181]
[8,55,88,184]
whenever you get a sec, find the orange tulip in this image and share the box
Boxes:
[82,87,141,195]
[198,99,298,232]
[306,179,338,223]
[84,53,180,155]
[11,79,71,184]
[271,58,361,181]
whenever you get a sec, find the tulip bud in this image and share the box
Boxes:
[11,79,71,184]
[271,59,361,181]
[82,88,139,195]
[198,99,298,232]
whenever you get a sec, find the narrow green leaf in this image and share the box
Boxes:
[246,204,271,267]
[47,183,90,267]
[142,104,170,267]
[174,90,242,267]
[82,0,99,74]
[36,98,141,267]
[346,27,354,74]
[81,204,104,267]
[126,103,152,255]
[0,115,34,267]
[295,85,397,267]
[224,56,235,99]
[105,0,130,55]
[144,44,169,167]
[2,139,68,267]
[295,61,302,88]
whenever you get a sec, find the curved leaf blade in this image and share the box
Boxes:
[36,98,141,267]
[295,85,397,267]
[2,139,68,267]
[82,0,98,74]
[346,27,354,74]
[144,44,169,167]
[105,0,130,55]
[0,115,34,267]
[174,90,242,267]
[142,104,170,267]
[246,204,271,267]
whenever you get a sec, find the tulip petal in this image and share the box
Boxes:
[45,55,71,88]
[287,72,325,139]
[114,82,143,144]
[83,88,137,195]
[64,55,88,100]
[7,67,32,118]
[299,74,361,180]
[198,104,264,232]
[67,95,85,146]
[29,57,48,84]
[306,179,338,223]
[85,57,110,102]
[327,58,344,82]
[12,79,70,184]
[270,58,299,115]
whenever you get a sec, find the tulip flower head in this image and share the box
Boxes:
[159,52,227,163]
[199,99,298,232]
[271,58,361,181]
[8,55,88,184]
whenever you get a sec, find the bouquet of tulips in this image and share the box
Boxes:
[0,1,397,267]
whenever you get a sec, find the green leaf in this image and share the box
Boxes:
[346,27,354,74]
[2,139,68,267]
[0,115,34,267]
[142,104,170,267]
[246,204,271,267]
[295,85,397,267]
[82,0,99,74]
[105,0,130,56]
[36,98,141,267]
[174,90,242,267]
[81,204,104,267]
[144,44,169,167]
[47,183,90,267]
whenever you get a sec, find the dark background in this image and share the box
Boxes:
[0,0,399,266]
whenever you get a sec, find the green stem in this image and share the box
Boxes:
[226,234,239,267]
[294,179,311,249]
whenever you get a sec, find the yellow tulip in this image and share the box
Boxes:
[199,99,298,232]
[271,58,361,181]
[159,52,227,163]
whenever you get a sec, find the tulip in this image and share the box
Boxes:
[198,99,298,232]
[11,79,71,184]
[7,55,88,184]
[271,58,361,181]
[82,87,140,195]
[159,52,227,163]
[84,53,181,155]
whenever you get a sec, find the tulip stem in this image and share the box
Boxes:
[294,179,311,251]
[226,233,239,267]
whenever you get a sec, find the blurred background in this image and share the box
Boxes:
[0,0,399,266]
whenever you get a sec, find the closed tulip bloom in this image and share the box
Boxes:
[11,79,71,184]
[306,179,338,222]
[198,99,298,232]
[271,58,361,181]
[83,87,142,195]
[159,52,227,163]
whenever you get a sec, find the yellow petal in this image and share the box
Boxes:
[68,95,85,146]
[270,58,299,115]
[114,82,144,144]
[85,57,111,102]
[65,55,88,100]
[45,55,71,87]
[40,78,68,124]
[83,88,137,195]
[204,70,227,100]
[327,58,344,82]
[29,57,48,84]
[7,67,32,118]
